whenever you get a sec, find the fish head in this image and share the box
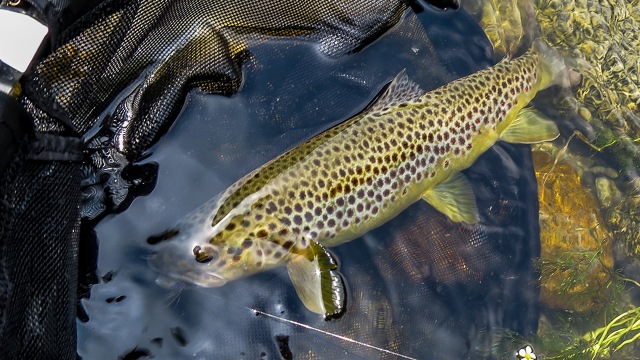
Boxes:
[147,225,229,287]
[147,210,296,287]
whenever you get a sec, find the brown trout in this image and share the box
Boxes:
[149,40,566,318]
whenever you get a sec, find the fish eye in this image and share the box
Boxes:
[193,245,215,263]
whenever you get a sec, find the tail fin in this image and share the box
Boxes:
[533,39,580,90]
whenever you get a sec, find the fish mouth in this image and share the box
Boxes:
[179,269,227,287]
[148,250,228,287]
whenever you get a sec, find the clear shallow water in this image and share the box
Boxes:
[78,7,542,359]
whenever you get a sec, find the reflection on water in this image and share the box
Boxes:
[78,7,544,359]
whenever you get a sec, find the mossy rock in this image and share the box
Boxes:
[533,150,614,313]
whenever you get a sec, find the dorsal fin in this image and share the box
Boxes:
[368,69,424,113]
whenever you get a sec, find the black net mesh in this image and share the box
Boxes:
[23,0,407,141]
[19,0,411,222]
[1,88,82,359]
[15,0,103,39]
[0,154,81,359]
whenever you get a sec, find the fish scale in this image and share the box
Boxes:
[149,41,565,317]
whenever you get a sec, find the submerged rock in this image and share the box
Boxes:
[532,149,614,313]
[596,177,640,276]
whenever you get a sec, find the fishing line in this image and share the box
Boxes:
[152,262,417,358]
[249,307,418,360]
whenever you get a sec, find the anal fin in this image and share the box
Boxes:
[422,172,479,223]
[287,242,346,319]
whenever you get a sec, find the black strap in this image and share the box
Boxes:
[29,132,83,162]
[0,92,33,175]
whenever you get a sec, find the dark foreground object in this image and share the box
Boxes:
[0,91,82,358]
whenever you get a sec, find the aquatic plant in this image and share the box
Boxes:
[535,273,640,359]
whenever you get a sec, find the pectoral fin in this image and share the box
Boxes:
[287,242,346,319]
[422,172,479,223]
[500,107,560,144]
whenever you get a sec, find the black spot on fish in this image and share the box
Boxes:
[243,237,256,247]
[304,212,313,222]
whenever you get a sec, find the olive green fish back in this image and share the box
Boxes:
[210,52,541,249]
[210,70,425,226]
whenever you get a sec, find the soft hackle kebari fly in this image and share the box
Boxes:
[149,40,568,318]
